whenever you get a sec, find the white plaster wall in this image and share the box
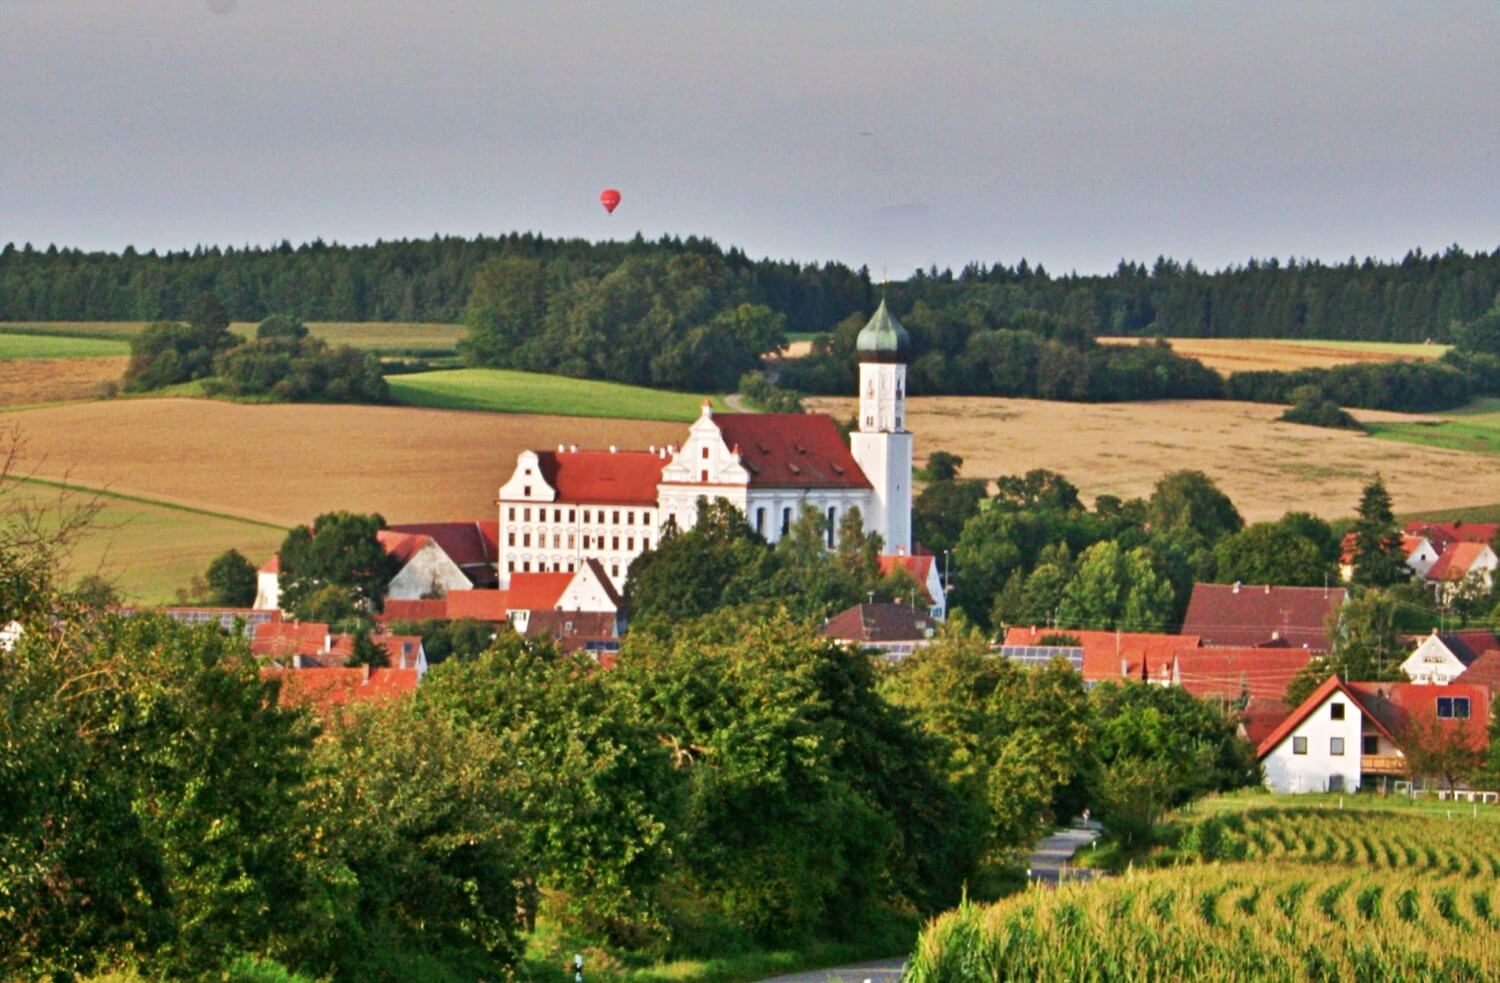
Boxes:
[387,541,473,601]
[1402,635,1468,685]
[558,564,620,613]
[850,430,912,554]
[1407,540,1441,577]
[254,571,281,612]
[1263,694,1365,793]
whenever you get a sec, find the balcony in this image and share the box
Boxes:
[1361,755,1406,776]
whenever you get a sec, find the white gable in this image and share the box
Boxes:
[387,540,473,601]
[499,449,559,503]
[557,562,620,614]
[659,405,751,488]
[1262,689,1365,794]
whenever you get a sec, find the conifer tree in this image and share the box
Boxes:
[1351,475,1407,587]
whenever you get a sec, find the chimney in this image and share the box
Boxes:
[558,444,565,452]
[1264,584,1271,594]
[570,444,577,452]
[1233,582,1241,593]
[609,445,617,453]
[362,664,371,682]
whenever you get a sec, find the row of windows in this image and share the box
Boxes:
[750,504,842,547]
[507,557,621,578]
[506,505,653,527]
[1292,735,1384,756]
[508,531,650,552]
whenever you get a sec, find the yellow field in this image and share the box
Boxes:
[0,399,684,527]
[0,356,127,406]
[810,395,1491,521]
[1097,336,1448,375]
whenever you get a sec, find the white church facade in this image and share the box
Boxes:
[495,301,917,589]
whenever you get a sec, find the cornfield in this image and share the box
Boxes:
[906,810,1500,982]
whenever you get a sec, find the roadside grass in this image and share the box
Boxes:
[1367,396,1500,456]
[388,368,732,422]
[0,476,285,604]
[0,332,129,359]
[0,320,465,356]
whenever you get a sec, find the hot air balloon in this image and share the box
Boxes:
[599,188,621,214]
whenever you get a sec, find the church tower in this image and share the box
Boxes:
[849,299,912,553]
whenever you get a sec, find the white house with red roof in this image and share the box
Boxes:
[1401,629,1500,685]
[495,302,916,589]
[1258,676,1491,793]
[878,553,946,618]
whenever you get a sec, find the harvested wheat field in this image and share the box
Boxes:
[1098,336,1446,375]
[2,399,684,526]
[0,356,127,407]
[809,395,1495,522]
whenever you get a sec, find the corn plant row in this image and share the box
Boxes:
[905,863,1500,983]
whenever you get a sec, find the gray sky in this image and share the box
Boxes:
[2,0,1496,276]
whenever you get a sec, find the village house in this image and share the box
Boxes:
[822,601,938,659]
[1000,626,1203,686]
[1258,676,1491,794]
[1400,629,1500,685]
[251,620,428,677]
[1339,521,1498,603]
[263,664,421,715]
[1181,582,1346,651]
[878,552,947,619]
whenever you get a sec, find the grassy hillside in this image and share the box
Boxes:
[389,368,731,422]
[3,477,285,604]
[0,332,129,359]
[0,321,465,355]
[1366,398,1500,455]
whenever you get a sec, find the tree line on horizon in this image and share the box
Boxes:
[2,234,1495,343]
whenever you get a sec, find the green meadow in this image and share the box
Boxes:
[388,368,731,422]
[1367,397,1500,455]
[0,332,129,359]
[2,477,285,604]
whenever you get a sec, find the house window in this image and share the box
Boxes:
[523,534,531,548]
[569,509,576,522]
[643,513,652,526]
[1363,735,1379,755]
[507,532,516,547]
[611,564,619,578]
[627,538,635,551]
[1330,702,1345,721]
[643,537,651,550]
[756,507,766,534]
[1292,737,1308,755]
[612,537,619,550]
[567,534,575,549]
[507,560,515,572]
[1330,737,1345,756]
[522,561,531,572]
[553,508,561,522]
[508,507,516,521]
[524,486,532,497]
[627,512,635,525]
[781,507,791,536]
[701,446,709,459]
[826,506,837,547]
[1438,697,1471,719]
[613,510,620,524]
[582,535,591,549]
[583,509,591,523]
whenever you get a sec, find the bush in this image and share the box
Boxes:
[1279,395,1363,430]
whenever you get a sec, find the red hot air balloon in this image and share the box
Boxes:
[599,188,621,214]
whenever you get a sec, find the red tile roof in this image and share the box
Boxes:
[376,633,425,670]
[506,572,572,611]
[823,603,938,643]
[1456,650,1500,691]
[713,414,871,490]
[1346,681,1491,752]
[524,610,619,652]
[252,621,340,660]
[259,554,280,574]
[1239,697,1291,747]
[1405,521,1498,545]
[533,449,666,505]
[878,554,937,602]
[376,530,430,565]
[1426,541,1492,581]
[1181,583,1345,651]
[1257,676,1491,759]
[1340,532,1425,566]
[379,599,450,623]
[263,666,419,715]
[388,521,499,581]
[1169,647,1317,702]
[1001,627,1200,683]
[445,589,510,622]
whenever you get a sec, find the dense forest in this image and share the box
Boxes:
[2,235,1495,342]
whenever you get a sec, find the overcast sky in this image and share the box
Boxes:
[2,1,1496,276]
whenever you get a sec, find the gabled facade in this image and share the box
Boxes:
[1401,629,1500,685]
[1258,676,1492,793]
[493,303,916,590]
[878,552,946,619]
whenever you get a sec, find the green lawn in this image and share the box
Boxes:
[0,321,465,356]
[0,332,129,359]
[1367,397,1500,455]
[2,477,285,604]
[388,368,730,422]
[1184,787,1500,822]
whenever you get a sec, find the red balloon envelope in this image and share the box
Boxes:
[599,188,621,214]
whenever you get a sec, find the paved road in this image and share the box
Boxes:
[1026,823,1103,886]
[756,957,906,983]
[755,823,1104,982]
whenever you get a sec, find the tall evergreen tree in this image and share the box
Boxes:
[1351,475,1407,587]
